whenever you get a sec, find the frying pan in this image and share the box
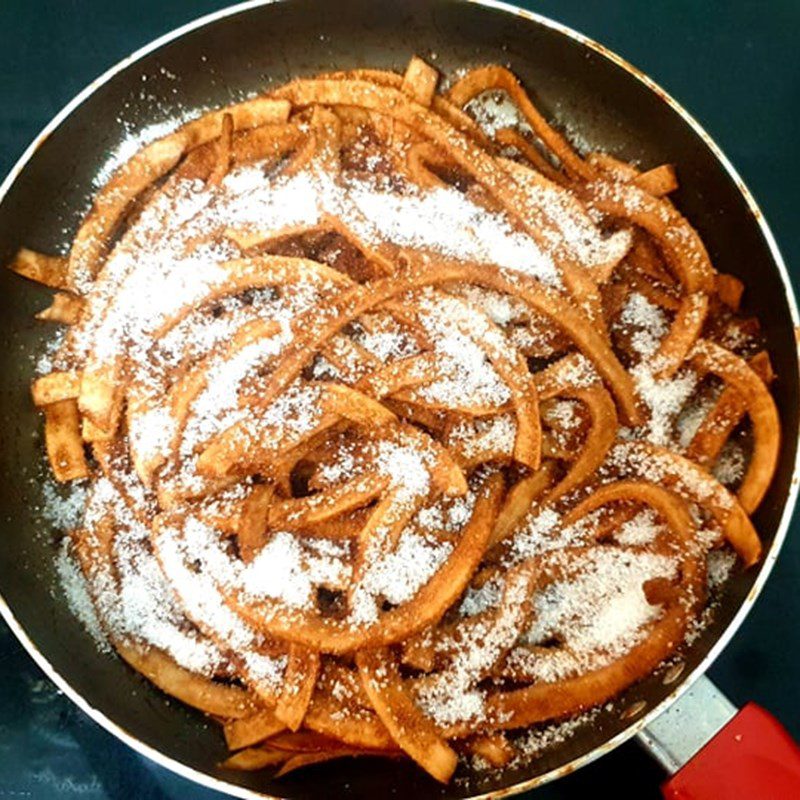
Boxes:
[0,1,798,797]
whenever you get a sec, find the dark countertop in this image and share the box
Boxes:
[0,1,798,798]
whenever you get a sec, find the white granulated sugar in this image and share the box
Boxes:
[355,327,418,362]
[260,382,324,437]
[511,165,633,270]
[545,399,580,431]
[459,576,503,617]
[615,508,664,546]
[631,364,697,447]
[444,494,473,530]
[416,291,513,409]
[219,167,325,231]
[620,292,669,359]
[353,182,560,285]
[93,119,184,190]
[415,491,474,535]
[352,529,453,621]
[713,440,746,487]
[467,91,531,138]
[154,287,284,369]
[348,488,467,625]
[675,392,719,450]
[55,539,109,651]
[243,531,351,608]
[707,548,737,590]
[548,353,599,389]
[375,439,432,505]
[128,405,177,466]
[515,548,676,683]
[40,481,87,530]
[179,335,285,457]
[34,329,66,375]
[453,285,527,327]
[82,478,227,676]
[417,568,531,727]
[316,450,358,486]
[608,442,732,510]
[155,515,287,692]
[449,414,516,461]
[510,508,567,561]
[614,292,700,447]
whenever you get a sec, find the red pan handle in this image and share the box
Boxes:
[661,703,800,800]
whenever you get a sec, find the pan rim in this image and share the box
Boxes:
[0,0,797,797]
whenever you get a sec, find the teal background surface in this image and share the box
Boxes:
[0,1,798,797]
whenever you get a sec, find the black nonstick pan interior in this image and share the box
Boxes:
[0,1,796,797]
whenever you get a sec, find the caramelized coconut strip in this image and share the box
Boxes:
[654,291,709,377]
[236,484,274,562]
[467,734,514,767]
[635,164,679,196]
[274,78,618,314]
[494,127,566,185]
[195,406,340,483]
[268,472,390,527]
[413,561,538,684]
[128,317,281,486]
[7,248,69,289]
[532,352,597,400]
[220,747,288,770]
[43,398,88,481]
[225,473,502,653]
[273,749,402,777]
[241,257,641,427]
[396,292,541,469]
[206,113,234,186]
[588,153,678,197]
[308,105,343,175]
[36,291,85,324]
[542,384,618,504]
[612,440,761,565]
[500,157,632,286]
[561,480,699,537]
[401,56,439,107]
[620,263,682,312]
[80,255,352,434]
[224,707,285,751]
[356,352,444,398]
[275,645,320,731]
[490,461,557,547]
[305,662,396,750]
[68,97,291,288]
[293,65,493,147]
[197,384,396,482]
[687,351,773,468]
[446,65,595,181]
[32,370,81,406]
[159,386,387,508]
[115,642,260,719]
[461,488,703,733]
[406,141,453,189]
[587,165,712,296]
[690,341,780,513]
[356,648,458,783]
[588,180,715,376]
[442,413,518,469]
[296,509,374,541]
[626,234,676,286]
[715,273,744,311]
